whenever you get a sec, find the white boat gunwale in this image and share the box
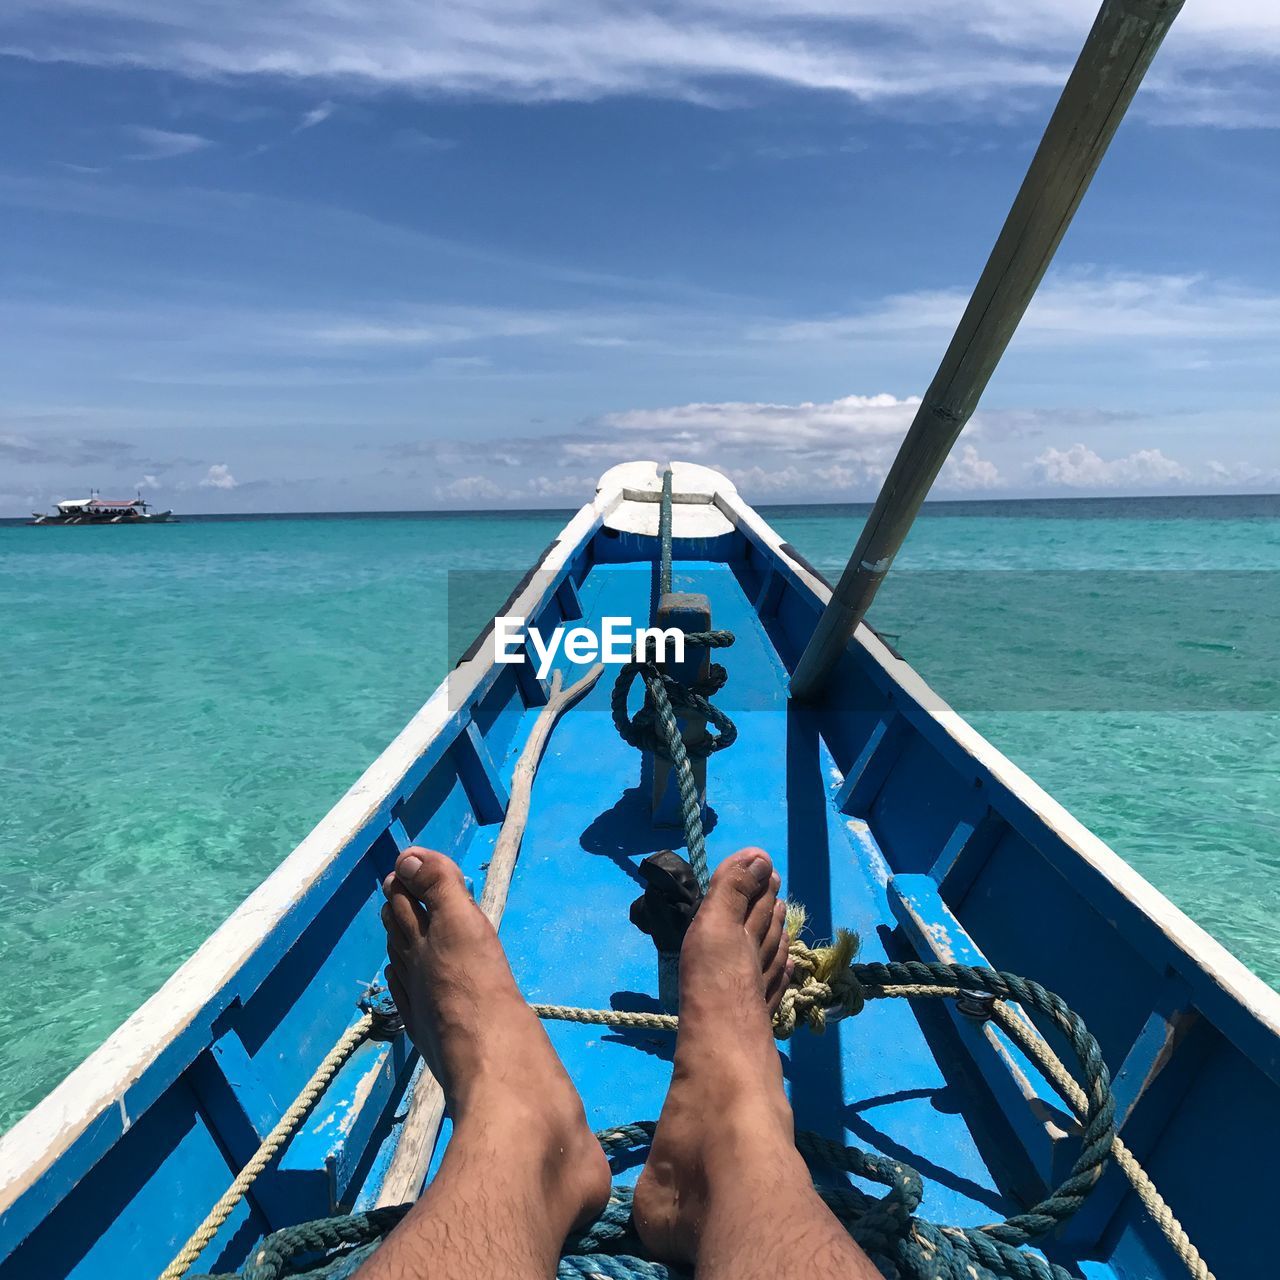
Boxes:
[1,461,1276,1251]
[718,482,1280,1064]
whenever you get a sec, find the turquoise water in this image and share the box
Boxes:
[1,497,1277,1131]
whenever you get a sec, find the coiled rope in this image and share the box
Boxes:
[989,1000,1211,1280]
[174,931,1214,1280]
[187,952,1126,1280]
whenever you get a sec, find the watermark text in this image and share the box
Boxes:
[494,616,685,679]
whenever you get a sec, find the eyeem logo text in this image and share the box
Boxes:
[494,616,685,679]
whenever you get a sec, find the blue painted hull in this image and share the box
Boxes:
[0,464,1273,1280]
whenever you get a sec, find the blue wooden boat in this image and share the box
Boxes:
[1,452,1273,1280]
[2,2,1270,1278]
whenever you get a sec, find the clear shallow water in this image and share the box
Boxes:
[1,496,1277,1130]
[772,498,1280,999]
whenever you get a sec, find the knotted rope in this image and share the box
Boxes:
[774,918,864,1036]
[609,631,736,892]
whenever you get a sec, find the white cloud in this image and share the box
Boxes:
[592,392,918,456]
[4,2,1279,124]
[392,128,458,151]
[399,392,1009,503]
[1031,443,1190,489]
[199,463,238,489]
[759,272,1280,349]
[524,472,596,500]
[135,473,160,490]
[438,474,503,502]
[942,443,1001,491]
[585,393,1010,496]
[384,390,1274,506]
[296,101,336,131]
[124,126,212,161]
[576,393,904,489]
[1204,459,1280,489]
[301,309,577,347]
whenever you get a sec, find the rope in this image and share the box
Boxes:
[658,466,673,597]
[540,955,1115,1246]
[159,1014,373,1280]
[608,469,740,894]
[538,956,1216,1277]
[609,630,736,895]
[176,947,1209,1280]
[988,1002,1214,1280]
[187,960,1115,1280]
[196,1117,1087,1280]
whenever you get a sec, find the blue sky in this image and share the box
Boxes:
[1,1,1278,513]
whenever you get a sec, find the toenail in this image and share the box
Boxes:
[744,854,769,882]
[397,854,422,881]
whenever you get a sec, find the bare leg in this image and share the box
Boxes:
[633,848,881,1280]
[358,848,609,1280]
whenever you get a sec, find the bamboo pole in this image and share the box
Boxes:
[790,0,1184,702]
[376,662,605,1207]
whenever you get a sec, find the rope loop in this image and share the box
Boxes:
[610,648,737,764]
[854,960,1115,1246]
[773,935,865,1038]
[610,630,737,761]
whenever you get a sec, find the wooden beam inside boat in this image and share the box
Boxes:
[790,0,1184,702]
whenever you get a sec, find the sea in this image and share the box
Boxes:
[1,494,1277,1132]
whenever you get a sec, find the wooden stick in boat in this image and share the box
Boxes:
[376,661,606,1207]
[790,0,1184,702]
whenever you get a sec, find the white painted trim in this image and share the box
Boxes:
[712,480,1280,1044]
[0,491,619,1222]
[600,460,736,538]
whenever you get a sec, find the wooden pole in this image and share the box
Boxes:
[376,661,605,1207]
[790,0,1183,703]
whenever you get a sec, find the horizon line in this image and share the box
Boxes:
[6,490,1280,523]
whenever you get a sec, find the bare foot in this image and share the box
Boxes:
[633,847,805,1263]
[381,847,609,1227]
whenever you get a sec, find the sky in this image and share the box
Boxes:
[1,1,1278,514]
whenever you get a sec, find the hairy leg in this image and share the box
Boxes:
[358,848,609,1280]
[633,848,881,1280]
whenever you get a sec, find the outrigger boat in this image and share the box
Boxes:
[30,495,175,525]
[1,3,1271,1279]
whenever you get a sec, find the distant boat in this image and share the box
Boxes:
[29,494,175,525]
